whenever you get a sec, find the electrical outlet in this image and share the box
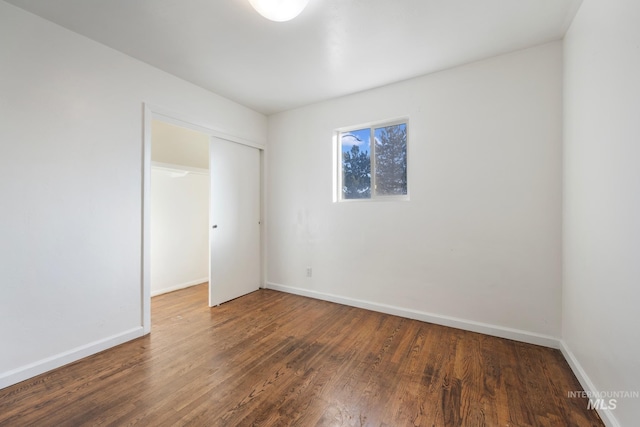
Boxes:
[306,267,312,277]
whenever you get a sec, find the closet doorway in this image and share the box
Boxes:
[150,120,210,298]
[142,108,263,332]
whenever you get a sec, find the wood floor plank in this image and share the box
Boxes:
[0,284,604,426]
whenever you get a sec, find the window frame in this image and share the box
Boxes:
[335,118,410,203]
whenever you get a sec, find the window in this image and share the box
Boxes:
[337,120,408,201]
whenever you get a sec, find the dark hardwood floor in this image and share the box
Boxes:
[0,284,603,426]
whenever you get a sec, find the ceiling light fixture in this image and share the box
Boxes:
[248,0,309,22]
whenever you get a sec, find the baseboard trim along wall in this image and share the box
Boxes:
[265,282,560,349]
[0,327,145,390]
[151,278,208,297]
[559,341,620,427]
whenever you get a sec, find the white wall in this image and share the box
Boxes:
[151,168,209,296]
[563,0,640,425]
[0,1,265,388]
[267,42,563,342]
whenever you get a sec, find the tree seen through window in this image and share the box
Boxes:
[340,122,407,200]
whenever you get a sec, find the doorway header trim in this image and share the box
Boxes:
[144,103,266,150]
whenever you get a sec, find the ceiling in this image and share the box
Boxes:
[5,0,582,115]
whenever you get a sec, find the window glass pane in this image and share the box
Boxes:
[374,123,407,196]
[341,128,371,199]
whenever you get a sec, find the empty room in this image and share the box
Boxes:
[0,0,638,426]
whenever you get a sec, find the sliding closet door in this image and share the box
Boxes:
[208,137,261,306]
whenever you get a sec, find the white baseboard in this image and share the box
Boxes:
[151,277,208,297]
[265,282,560,349]
[0,326,145,390]
[559,341,620,427]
